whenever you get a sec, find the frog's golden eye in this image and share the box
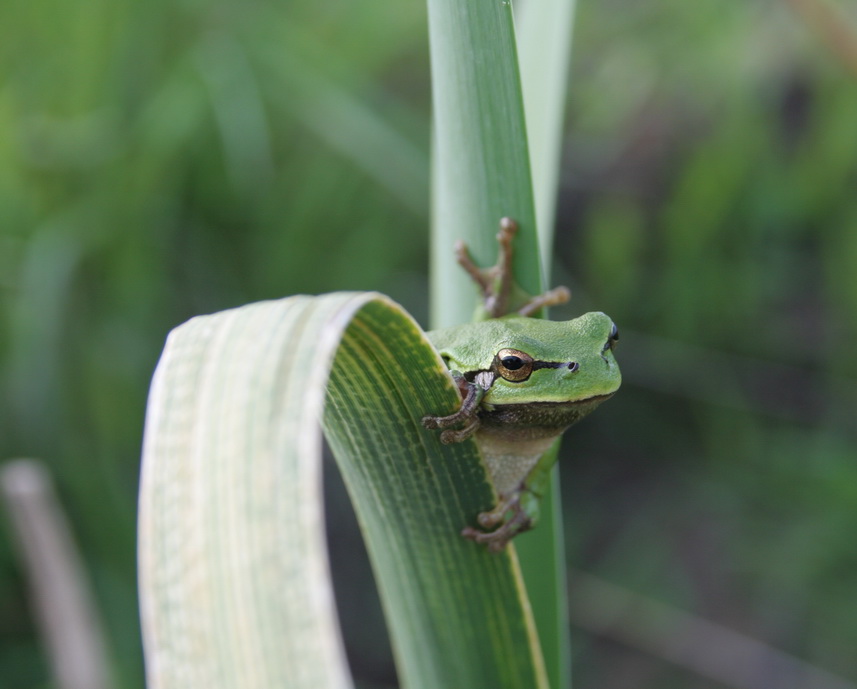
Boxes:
[494,348,534,382]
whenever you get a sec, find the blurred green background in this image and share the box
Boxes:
[1,0,856,687]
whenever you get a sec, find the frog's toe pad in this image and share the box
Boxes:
[461,503,534,552]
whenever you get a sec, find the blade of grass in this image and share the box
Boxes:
[324,297,547,689]
[1,459,113,689]
[139,296,354,689]
[139,293,548,689]
[427,0,541,330]
[513,449,571,689]
[517,0,577,266]
[516,3,578,687]
[427,2,577,687]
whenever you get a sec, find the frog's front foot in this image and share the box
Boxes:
[421,371,495,443]
[461,489,540,552]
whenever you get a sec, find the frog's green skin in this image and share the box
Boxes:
[422,218,621,551]
[426,314,620,549]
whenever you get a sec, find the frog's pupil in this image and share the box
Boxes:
[501,356,524,370]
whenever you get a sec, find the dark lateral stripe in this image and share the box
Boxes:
[463,360,578,382]
[532,361,576,370]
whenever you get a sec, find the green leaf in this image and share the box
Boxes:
[427,2,578,687]
[427,0,541,329]
[517,4,578,685]
[139,292,548,689]
[517,0,577,266]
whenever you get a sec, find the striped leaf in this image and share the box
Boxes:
[139,292,548,689]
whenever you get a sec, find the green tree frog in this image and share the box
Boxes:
[423,218,621,551]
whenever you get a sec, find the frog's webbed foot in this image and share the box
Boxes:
[455,217,571,318]
[422,371,495,443]
[461,487,541,552]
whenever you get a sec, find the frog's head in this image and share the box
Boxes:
[435,312,621,407]
[483,312,620,406]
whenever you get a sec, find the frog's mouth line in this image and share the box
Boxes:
[482,391,616,415]
[494,392,616,408]
[491,390,616,407]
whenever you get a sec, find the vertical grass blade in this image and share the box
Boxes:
[427,1,578,687]
[517,4,578,686]
[517,0,577,265]
[427,0,541,329]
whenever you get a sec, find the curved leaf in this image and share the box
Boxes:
[139,292,548,689]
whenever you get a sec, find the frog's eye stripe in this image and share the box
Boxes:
[532,360,579,372]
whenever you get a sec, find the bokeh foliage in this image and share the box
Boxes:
[1,0,856,687]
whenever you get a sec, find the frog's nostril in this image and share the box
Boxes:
[568,362,579,372]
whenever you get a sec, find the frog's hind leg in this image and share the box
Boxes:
[461,499,534,553]
[461,486,541,552]
[517,286,571,317]
[486,217,517,318]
